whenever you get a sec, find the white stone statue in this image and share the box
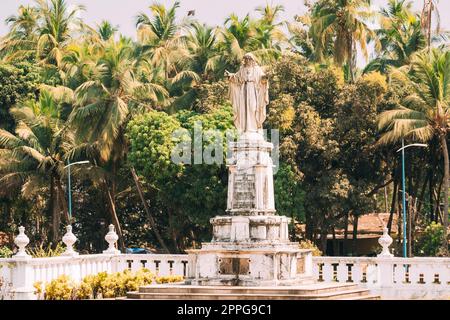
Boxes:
[225,53,269,133]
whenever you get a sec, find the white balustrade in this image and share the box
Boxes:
[1,226,448,300]
[312,256,449,299]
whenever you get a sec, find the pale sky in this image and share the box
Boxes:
[0,0,449,66]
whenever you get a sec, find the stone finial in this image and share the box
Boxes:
[62,225,78,256]
[103,224,120,254]
[377,227,393,257]
[13,226,30,258]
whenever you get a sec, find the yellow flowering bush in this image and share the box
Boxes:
[38,269,183,300]
[299,239,323,256]
[155,275,184,284]
[44,275,77,300]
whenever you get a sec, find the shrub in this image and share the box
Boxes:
[37,269,184,300]
[44,275,77,300]
[0,246,13,258]
[414,222,447,257]
[298,240,323,256]
[155,275,184,284]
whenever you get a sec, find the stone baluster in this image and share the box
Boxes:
[62,225,78,256]
[103,224,120,254]
[377,227,394,290]
[11,226,36,299]
[13,226,30,258]
[378,227,393,257]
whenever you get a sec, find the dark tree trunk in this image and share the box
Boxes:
[320,228,328,255]
[343,212,349,256]
[167,208,180,253]
[130,167,170,253]
[435,177,443,223]
[351,214,359,256]
[49,176,60,244]
[388,175,399,234]
[55,178,70,224]
[440,134,449,256]
[105,182,125,252]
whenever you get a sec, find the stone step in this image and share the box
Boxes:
[127,283,378,300]
[127,288,373,300]
[338,294,381,300]
[138,283,360,295]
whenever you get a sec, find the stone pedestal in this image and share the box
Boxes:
[187,132,313,286]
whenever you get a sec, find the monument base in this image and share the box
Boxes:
[186,214,314,286]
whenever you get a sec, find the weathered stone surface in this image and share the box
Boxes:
[187,131,313,286]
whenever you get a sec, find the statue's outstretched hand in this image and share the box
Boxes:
[224,70,232,77]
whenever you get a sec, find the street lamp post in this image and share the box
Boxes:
[64,160,90,222]
[396,140,427,257]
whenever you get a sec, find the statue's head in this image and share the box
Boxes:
[242,53,257,67]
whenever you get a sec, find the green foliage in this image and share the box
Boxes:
[0,62,40,131]
[0,246,13,258]
[27,242,65,258]
[414,222,447,257]
[127,107,235,250]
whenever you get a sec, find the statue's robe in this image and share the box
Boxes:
[228,64,269,133]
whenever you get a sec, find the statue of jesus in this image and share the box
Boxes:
[225,53,269,133]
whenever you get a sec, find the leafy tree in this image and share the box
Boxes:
[0,62,41,131]
[414,222,447,256]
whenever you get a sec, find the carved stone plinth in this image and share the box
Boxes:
[187,132,313,286]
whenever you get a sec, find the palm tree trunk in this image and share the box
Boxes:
[104,182,125,252]
[130,167,170,253]
[440,135,449,256]
[55,178,70,224]
[388,176,399,233]
[49,175,60,244]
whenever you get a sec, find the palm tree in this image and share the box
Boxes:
[183,22,221,81]
[378,48,450,255]
[420,0,440,48]
[68,38,167,250]
[254,3,287,50]
[135,1,184,80]
[1,5,39,60]
[309,0,375,81]
[0,90,70,242]
[97,21,118,41]
[364,0,425,73]
[1,0,84,67]
[36,0,85,67]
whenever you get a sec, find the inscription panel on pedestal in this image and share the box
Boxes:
[218,258,250,275]
[297,257,305,274]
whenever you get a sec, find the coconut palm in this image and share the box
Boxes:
[97,21,118,41]
[309,0,375,81]
[1,5,40,60]
[378,48,450,255]
[1,0,84,67]
[68,38,168,250]
[254,3,287,50]
[0,90,70,242]
[183,22,221,81]
[135,1,185,80]
[35,0,85,67]
[420,0,440,48]
[364,0,425,73]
